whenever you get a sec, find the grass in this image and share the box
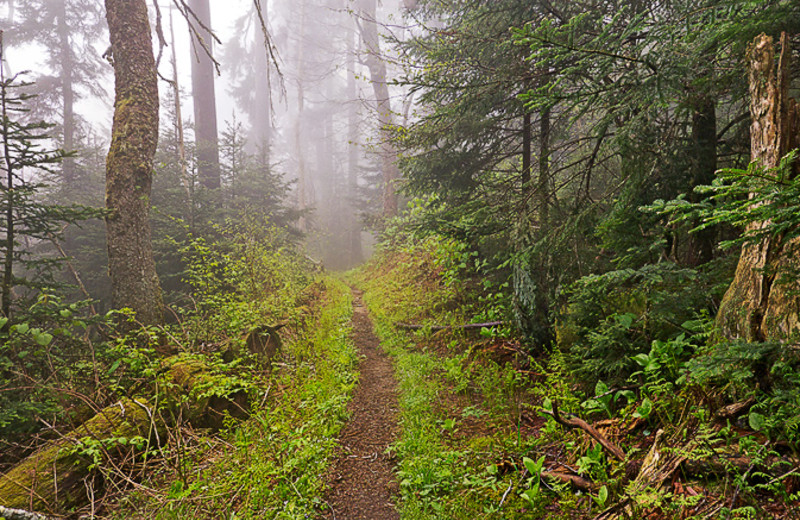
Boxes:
[112,277,358,519]
[353,240,578,519]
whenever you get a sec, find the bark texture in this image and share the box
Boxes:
[104,0,164,326]
[716,33,800,341]
[189,0,221,190]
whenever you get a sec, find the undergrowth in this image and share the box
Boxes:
[355,237,575,519]
[111,279,357,519]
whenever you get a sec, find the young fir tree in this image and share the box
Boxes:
[0,38,97,330]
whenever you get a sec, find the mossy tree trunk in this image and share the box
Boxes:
[716,33,800,341]
[104,0,164,326]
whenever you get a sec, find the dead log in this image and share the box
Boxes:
[714,398,755,421]
[543,402,626,461]
[0,357,249,512]
[222,324,284,365]
[0,397,160,511]
[593,429,686,520]
[396,320,505,332]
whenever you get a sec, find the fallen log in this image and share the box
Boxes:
[396,320,505,332]
[0,397,161,511]
[543,402,626,461]
[0,356,250,513]
[594,429,686,520]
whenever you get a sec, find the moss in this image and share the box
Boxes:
[0,398,159,511]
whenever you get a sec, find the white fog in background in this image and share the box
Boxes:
[0,0,413,269]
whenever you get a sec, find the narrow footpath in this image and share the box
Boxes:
[323,289,400,520]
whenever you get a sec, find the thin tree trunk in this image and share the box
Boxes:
[687,96,717,265]
[170,9,190,200]
[522,111,532,204]
[188,0,221,191]
[294,0,308,231]
[716,33,800,342]
[1,35,14,329]
[538,107,551,224]
[56,0,76,183]
[347,18,363,264]
[358,0,399,217]
[253,6,271,160]
[104,0,164,326]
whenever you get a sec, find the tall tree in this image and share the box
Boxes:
[188,0,221,191]
[358,0,400,217]
[104,0,164,326]
[7,0,106,183]
[346,17,364,263]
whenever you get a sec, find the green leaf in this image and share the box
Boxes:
[34,332,53,346]
[108,359,122,374]
[595,380,608,396]
[748,411,766,431]
[14,323,29,334]
[634,398,653,419]
[618,313,636,329]
[597,485,608,506]
[523,455,545,476]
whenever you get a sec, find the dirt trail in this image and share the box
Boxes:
[323,289,400,520]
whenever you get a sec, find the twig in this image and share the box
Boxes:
[499,468,526,508]
[543,401,626,461]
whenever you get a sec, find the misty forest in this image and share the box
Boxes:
[2,0,800,518]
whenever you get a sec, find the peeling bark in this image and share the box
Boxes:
[716,33,800,342]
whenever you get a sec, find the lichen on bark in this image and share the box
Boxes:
[104,0,164,326]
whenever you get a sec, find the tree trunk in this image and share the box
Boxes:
[538,107,551,225]
[253,9,272,160]
[347,19,363,264]
[169,8,191,200]
[188,0,221,191]
[687,96,717,266]
[522,112,532,188]
[1,56,14,328]
[104,0,164,326]
[294,0,308,231]
[358,0,400,217]
[55,0,75,183]
[716,33,800,341]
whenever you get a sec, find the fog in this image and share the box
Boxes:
[0,0,412,273]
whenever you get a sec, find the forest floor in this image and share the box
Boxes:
[323,289,401,520]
